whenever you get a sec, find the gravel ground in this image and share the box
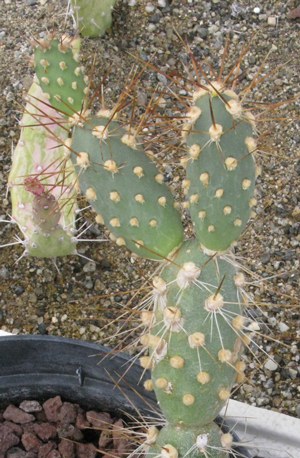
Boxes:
[0,0,300,429]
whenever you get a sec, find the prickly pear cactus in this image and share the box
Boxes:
[70,0,117,38]
[70,113,184,260]
[8,83,78,258]
[32,34,88,117]
[183,83,257,252]
[139,239,246,458]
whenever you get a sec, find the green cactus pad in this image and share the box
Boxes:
[32,35,88,117]
[148,423,228,458]
[70,115,184,260]
[8,83,78,258]
[185,84,256,251]
[70,0,117,38]
[27,226,77,257]
[146,239,244,426]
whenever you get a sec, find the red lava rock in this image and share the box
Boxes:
[56,424,83,441]
[21,433,42,453]
[75,443,97,458]
[33,423,57,442]
[42,398,62,423]
[3,421,23,437]
[35,411,48,423]
[102,449,119,458]
[6,447,26,458]
[1,399,133,458]
[58,439,75,458]
[57,403,77,425]
[112,419,128,454]
[19,402,42,414]
[37,441,57,458]
[24,452,38,458]
[117,440,128,457]
[75,408,90,430]
[86,411,113,430]
[0,424,20,453]
[3,406,35,425]
[46,451,61,458]
[22,423,36,434]
[99,429,112,448]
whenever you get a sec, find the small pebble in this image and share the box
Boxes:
[157,73,168,85]
[278,322,289,333]
[243,384,253,393]
[0,266,8,278]
[37,323,49,335]
[145,3,155,13]
[288,367,298,380]
[260,252,271,264]
[268,16,277,26]
[148,23,156,32]
[13,286,24,296]
[264,358,278,371]
[259,13,267,20]
[148,14,160,23]
[197,27,208,38]
[208,24,219,34]
[83,261,96,273]
[274,78,283,86]
[248,55,256,65]
[61,314,68,323]
[6,92,14,102]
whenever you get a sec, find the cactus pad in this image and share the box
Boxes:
[32,35,88,117]
[143,239,244,426]
[184,84,257,251]
[70,115,184,260]
[148,423,228,458]
[8,83,78,258]
[70,0,117,38]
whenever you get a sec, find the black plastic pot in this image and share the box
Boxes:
[0,335,158,416]
[0,335,250,457]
